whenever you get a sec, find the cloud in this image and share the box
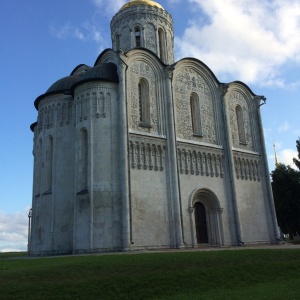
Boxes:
[270,148,298,169]
[175,0,300,87]
[0,208,29,252]
[49,21,104,44]
[278,149,298,168]
[278,122,290,133]
[49,22,73,39]
[91,0,126,14]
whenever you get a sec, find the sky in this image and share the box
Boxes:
[0,0,299,252]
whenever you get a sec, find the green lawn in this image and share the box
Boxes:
[1,249,300,300]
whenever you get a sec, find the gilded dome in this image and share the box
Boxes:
[120,0,164,11]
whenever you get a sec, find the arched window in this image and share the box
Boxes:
[236,105,246,144]
[138,78,151,126]
[45,136,53,193]
[190,93,202,136]
[158,28,166,62]
[135,27,141,47]
[79,129,88,191]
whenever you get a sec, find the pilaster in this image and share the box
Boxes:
[117,52,131,251]
[220,84,243,245]
[254,96,280,242]
[164,66,184,248]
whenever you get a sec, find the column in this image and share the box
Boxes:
[164,67,184,248]
[220,84,243,245]
[117,53,131,251]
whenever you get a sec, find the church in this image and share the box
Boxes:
[29,0,280,255]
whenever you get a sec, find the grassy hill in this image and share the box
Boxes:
[1,248,300,299]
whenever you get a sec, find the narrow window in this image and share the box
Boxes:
[158,28,166,62]
[45,136,53,193]
[190,93,202,136]
[135,28,141,47]
[236,105,246,144]
[80,129,88,191]
[138,78,151,126]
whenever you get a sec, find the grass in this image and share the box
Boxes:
[0,249,300,299]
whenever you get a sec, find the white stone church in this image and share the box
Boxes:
[29,0,280,255]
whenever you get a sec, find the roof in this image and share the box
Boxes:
[34,63,119,110]
[120,0,164,11]
[71,63,119,92]
[46,75,81,94]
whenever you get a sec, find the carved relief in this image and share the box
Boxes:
[233,153,261,182]
[177,145,224,178]
[174,68,217,145]
[129,61,158,134]
[121,26,131,52]
[130,135,166,171]
[75,85,114,124]
[95,92,110,118]
[37,84,116,132]
[38,96,72,132]
[228,90,254,151]
[166,30,173,64]
[144,23,157,53]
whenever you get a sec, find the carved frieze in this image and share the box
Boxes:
[75,85,115,124]
[37,85,116,131]
[174,68,217,145]
[177,144,224,178]
[233,153,261,182]
[130,135,166,171]
[228,90,254,151]
[37,95,73,132]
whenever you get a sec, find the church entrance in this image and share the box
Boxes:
[194,202,208,244]
[190,189,224,246]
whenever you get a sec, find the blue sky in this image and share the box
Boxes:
[1,0,299,252]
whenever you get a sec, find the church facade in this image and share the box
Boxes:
[29,0,280,255]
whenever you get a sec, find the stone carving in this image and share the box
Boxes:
[37,86,115,132]
[121,26,131,52]
[130,135,166,171]
[75,86,114,124]
[166,30,173,64]
[177,145,224,178]
[144,23,157,53]
[228,90,254,151]
[233,154,261,182]
[129,61,158,134]
[174,68,217,145]
[38,96,72,132]
[95,92,110,118]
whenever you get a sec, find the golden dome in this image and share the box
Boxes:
[120,0,164,11]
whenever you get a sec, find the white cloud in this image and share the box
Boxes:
[175,0,300,87]
[91,0,126,14]
[270,148,298,169]
[278,149,298,168]
[294,130,300,136]
[278,122,291,133]
[49,22,73,39]
[49,21,104,45]
[0,208,29,252]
